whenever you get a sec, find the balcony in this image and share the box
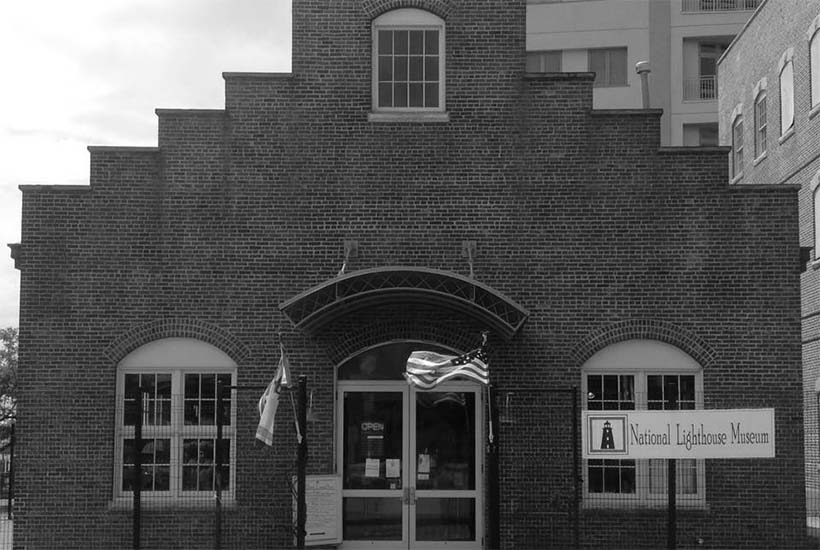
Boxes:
[681,0,760,12]
[683,76,717,101]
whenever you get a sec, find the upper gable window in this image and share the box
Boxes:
[373,9,445,112]
[810,27,820,110]
[779,49,795,136]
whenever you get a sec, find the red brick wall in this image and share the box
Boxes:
[718,0,820,494]
[13,0,806,548]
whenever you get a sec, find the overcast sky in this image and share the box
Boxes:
[0,0,292,328]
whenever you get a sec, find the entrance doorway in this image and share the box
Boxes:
[336,343,483,549]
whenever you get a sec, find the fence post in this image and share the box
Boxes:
[295,376,308,549]
[133,390,143,550]
[572,387,580,550]
[667,390,677,550]
[215,381,224,550]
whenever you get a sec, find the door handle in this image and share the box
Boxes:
[409,486,416,505]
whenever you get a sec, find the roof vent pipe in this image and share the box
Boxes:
[635,61,651,108]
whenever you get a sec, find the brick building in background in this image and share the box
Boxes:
[12,0,807,548]
[717,0,820,528]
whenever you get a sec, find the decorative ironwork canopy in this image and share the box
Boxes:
[279,266,529,340]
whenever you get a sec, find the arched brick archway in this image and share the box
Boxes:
[570,319,717,369]
[103,318,251,365]
[361,0,457,19]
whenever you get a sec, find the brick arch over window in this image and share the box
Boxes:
[323,317,483,366]
[570,319,717,369]
[103,318,251,365]
[361,0,456,19]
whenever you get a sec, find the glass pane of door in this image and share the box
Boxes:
[413,390,478,544]
[342,391,405,542]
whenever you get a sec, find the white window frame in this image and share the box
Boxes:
[732,114,744,179]
[754,92,767,159]
[112,338,237,507]
[372,9,445,113]
[778,48,795,136]
[812,170,820,260]
[588,47,628,88]
[582,340,705,509]
[809,20,820,111]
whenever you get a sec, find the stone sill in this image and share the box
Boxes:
[778,126,795,145]
[368,111,450,123]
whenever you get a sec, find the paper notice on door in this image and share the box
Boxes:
[386,458,400,478]
[365,458,380,478]
[417,453,430,474]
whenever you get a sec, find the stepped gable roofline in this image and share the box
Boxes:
[154,108,225,116]
[222,72,293,81]
[18,185,91,194]
[86,146,160,153]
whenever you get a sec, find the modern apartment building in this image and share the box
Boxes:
[527,0,761,146]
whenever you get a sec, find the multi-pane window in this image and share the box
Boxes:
[811,29,820,109]
[526,50,562,73]
[116,369,235,500]
[754,93,767,158]
[732,116,744,178]
[373,9,444,111]
[814,182,820,260]
[583,341,704,507]
[780,59,795,135]
[588,47,628,87]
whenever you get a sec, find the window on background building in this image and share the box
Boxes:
[779,50,795,135]
[754,92,767,158]
[526,50,562,73]
[588,47,628,87]
[811,27,820,109]
[114,338,237,503]
[682,123,719,146]
[814,186,820,260]
[732,115,744,178]
[373,9,445,111]
[582,340,704,507]
[813,170,820,259]
[697,41,729,100]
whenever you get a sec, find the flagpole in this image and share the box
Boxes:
[487,382,500,550]
[295,375,308,549]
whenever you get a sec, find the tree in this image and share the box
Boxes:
[0,327,17,446]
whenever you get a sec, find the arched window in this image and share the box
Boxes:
[754,91,767,159]
[813,170,820,259]
[811,26,820,109]
[372,9,445,112]
[582,339,705,507]
[732,114,744,179]
[113,338,237,504]
[779,48,795,136]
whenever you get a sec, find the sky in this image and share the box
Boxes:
[0,0,292,328]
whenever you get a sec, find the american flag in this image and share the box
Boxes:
[404,347,489,389]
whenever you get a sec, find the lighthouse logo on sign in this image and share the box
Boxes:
[587,415,627,454]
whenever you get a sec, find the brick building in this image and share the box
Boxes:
[717,0,820,516]
[12,0,807,548]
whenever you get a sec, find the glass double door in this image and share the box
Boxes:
[338,383,483,549]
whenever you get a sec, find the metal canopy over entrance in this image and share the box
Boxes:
[278,266,529,340]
